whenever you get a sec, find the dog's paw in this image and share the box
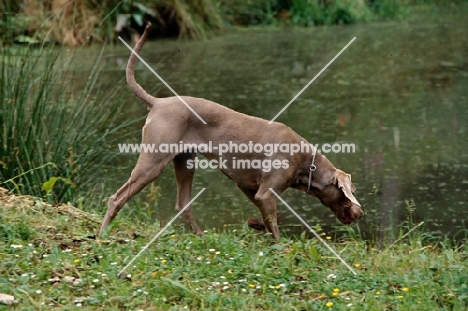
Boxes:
[247,217,266,231]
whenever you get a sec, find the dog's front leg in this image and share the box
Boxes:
[253,187,281,240]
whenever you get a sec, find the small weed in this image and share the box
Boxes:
[0,222,34,243]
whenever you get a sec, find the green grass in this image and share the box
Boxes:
[1,189,467,310]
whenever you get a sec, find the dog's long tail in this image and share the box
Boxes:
[126,23,156,110]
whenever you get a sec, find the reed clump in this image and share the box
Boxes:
[0,40,137,204]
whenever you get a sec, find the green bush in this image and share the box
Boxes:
[290,0,371,26]
[368,0,409,20]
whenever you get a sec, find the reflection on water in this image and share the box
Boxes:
[93,4,468,240]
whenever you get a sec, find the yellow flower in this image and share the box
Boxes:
[170,234,176,238]
[397,295,404,299]
[402,287,409,292]
[161,259,167,264]
[275,285,281,289]
[318,294,325,299]
[248,284,255,288]
[354,263,361,268]
[326,236,332,240]
[332,292,338,297]
[326,302,334,307]
[333,288,340,293]
[74,259,80,263]
[376,291,381,295]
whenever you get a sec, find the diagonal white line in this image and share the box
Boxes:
[268,37,356,124]
[268,188,357,275]
[118,37,207,124]
[117,188,206,276]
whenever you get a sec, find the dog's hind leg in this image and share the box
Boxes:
[99,151,174,235]
[173,152,203,236]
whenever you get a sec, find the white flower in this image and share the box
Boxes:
[258,251,264,256]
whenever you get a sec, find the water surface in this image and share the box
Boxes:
[92,4,468,240]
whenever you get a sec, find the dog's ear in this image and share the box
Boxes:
[335,169,360,206]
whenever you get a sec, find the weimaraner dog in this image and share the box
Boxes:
[99,24,363,239]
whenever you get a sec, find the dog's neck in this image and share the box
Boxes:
[291,151,336,192]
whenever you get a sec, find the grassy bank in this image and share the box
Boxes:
[5,0,467,45]
[1,188,466,310]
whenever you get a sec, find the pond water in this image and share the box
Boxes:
[92,4,468,241]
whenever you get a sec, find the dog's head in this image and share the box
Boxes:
[308,168,363,224]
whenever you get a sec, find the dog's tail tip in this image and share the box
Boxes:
[146,22,152,30]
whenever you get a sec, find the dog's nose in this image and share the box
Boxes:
[358,210,364,219]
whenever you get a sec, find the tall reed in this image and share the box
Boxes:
[0,41,139,204]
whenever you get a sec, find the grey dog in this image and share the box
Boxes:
[99,24,363,239]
